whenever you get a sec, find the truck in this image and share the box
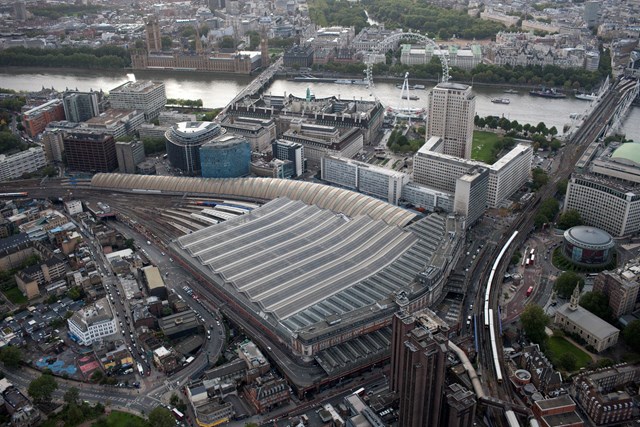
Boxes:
[526,286,534,297]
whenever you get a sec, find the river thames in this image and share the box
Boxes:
[1,68,638,141]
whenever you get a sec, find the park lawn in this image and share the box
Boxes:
[92,411,148,427]
[472,131,501,164]
[548,336,592,369]
[3,287,27,305]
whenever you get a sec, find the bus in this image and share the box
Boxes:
[526,286,534,297]
[172,408,184,421]
[137,362,144,376]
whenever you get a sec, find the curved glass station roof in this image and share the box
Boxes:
[91,173,417,227]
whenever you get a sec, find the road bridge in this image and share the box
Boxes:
[217,56,283,120]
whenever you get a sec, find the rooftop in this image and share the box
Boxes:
[611,142,640,166]
[564,225,614,248]
[556,304,619,340]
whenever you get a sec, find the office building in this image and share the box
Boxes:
[221,116,276,152]
[200,134,251,178]
[272,140,304,178]
[67,298,117,346]
[116,140,146,174]
[321,155,410,205]
[564,142,640,237]
[283,45,314,68]
[62,90,102,123]
[554,285,619,353]
[593,258,640,318]
[390,309,450,427]
[487,143,533,208]
[145,15,162,52]
[42,122,79,163]
[454,167,489,225]
[23,100,65,137]
[80,109,145,139]
[401,182,454,213]
[282,121,363,164]
[426,83,475,159]
[584,1,601,28]
[166,121,224,175]
[13,2,27,21]
[108,80,166,121]
[0,147,47,181]
[63,130,117,173]
[532,396,583,427]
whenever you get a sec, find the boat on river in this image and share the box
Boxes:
[491,98,511,104]
[529,87,567,99]
[574,92,597,101]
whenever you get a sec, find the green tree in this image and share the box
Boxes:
[124,238,135,250]
[28,373,58,403]
[557,352,577,371]
[520,304,549,346]
[219,36,236,49]
[555,271,584,299]
[148,407,175,427]
[622,319,640,353]
[161,36,172,50]
[557,209,583,230]
[0,346,22,368]
[580,291,613,322]
[556,178,568,196]
[64,386,80,405]
[531,167,549,190]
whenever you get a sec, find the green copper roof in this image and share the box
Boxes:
[611,143,640,165]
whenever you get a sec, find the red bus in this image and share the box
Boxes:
[526,286,534,297]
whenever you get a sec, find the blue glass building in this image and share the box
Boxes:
[200,134,251,178]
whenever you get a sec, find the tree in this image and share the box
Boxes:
[0,346,22,368]
[557,352,577,371]
[557,209,583,230]
[555,271,584,299]
[531,167,549,190]
[622,319,640,353]
[580,291,612,322]
[124,238,135,250]
[148,407,175,427]
[28,373,58,403]
[556,179,568,196]
[219,36,236,49]
[161,36,172,50]
[520,304,549,346]
[64,386,80,405]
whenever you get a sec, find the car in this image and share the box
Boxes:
[161,252,165,256]
[207,334,211,340]
[469,304,473,311]
[169,258,174,262]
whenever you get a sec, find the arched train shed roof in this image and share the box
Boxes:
[91,173,417,227]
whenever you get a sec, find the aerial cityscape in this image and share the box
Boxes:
[0,0,639,426]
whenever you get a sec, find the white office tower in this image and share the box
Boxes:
[426,82,475,159]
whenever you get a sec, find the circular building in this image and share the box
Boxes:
[200,135,251,178]
[562,225,615,266]
[165,121,224,175]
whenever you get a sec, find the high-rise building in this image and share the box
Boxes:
[390,310,450,427]
[443,384,476,427]
[13,2,27,21]
[108,80,166,121]
[63,130,117,173]
[145,15,162,52]
[272,140,305,177]
[426,82,475,159]
[200,134,251,178]
[116,140,146,174]
[165,121,224,175]
[62,90,102,123]
[584,1,601,28]
[454,166,489,225]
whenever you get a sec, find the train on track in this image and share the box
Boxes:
[0,192,28,198]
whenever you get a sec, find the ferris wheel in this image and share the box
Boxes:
[364,31,450,91]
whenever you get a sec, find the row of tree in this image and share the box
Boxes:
[27,3,103,20]
[0,46,131,69]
